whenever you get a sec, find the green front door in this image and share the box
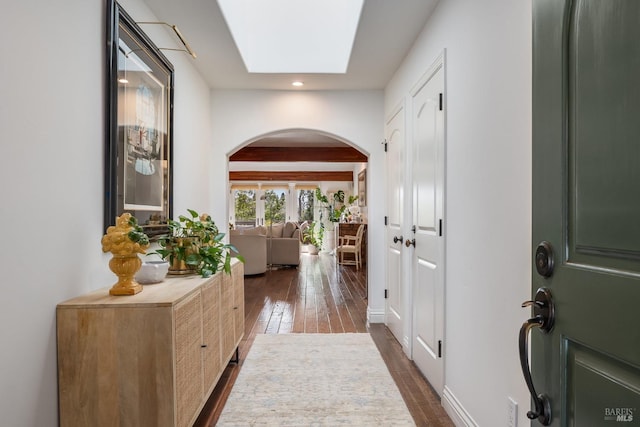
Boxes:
[531,0,640,425]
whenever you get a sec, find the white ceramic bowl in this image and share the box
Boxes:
[135,260,170,284]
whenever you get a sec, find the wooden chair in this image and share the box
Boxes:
[336,224,365,270]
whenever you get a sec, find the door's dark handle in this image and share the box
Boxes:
[405,239,415,248]
[519,317,551,425]
[519,287,554,426]
[393,235,403,243]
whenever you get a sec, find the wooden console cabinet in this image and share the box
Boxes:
[56,260,244,427]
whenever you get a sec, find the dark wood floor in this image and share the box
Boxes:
[195,253,454,426]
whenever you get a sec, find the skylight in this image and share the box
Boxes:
[217,0,364,74]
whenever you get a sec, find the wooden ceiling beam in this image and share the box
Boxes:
[229,147,367,162]
[229,171,354,182]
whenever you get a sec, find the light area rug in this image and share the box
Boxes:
[217,333,415,426]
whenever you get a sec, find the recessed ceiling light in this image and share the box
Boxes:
[118,78,129,84]
[218,0,364,74]
[292,81,304,87]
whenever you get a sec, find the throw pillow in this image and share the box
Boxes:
[283,222,297,238]
[243,226,265,236]
[269,223,284,238]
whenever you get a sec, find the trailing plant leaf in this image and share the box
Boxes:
[185,253,201,267]
[315,187,329,204]
[330,205,345,222]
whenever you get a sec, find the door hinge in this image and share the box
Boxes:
[382,139,388,152]
[384,289,389,299]
[439,93,443,111]
[384,216,388,226]
[439,219,443,237]
[438,340,442,358]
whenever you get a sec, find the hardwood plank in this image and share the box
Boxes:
[193,253,453,427]
[324,259,358,333]
[322,271,347,333]
[334,264,368,333]
[314,262,332,333]
[291,271,306,333]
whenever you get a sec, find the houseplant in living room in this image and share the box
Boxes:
[315,187,348,224]
[346,195,360,222]
[301,221,324,255]
[152,209,243,277]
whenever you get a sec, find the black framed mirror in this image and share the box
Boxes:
[105,0,173,237]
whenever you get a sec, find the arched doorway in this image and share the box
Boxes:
[227,128,369,280]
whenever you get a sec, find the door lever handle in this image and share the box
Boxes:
[393,235,403,244]
[521,300,545,309]
[405,239,415,248]
[519,287,554,426]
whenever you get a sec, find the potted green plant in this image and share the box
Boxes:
[302,221,324,255]
[152,209,243,277]
[315,187,339,223]
[346,195,360,222]
[316,187,352,223]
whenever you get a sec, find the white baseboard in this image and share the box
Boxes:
[442,386,479,427]
[367,307,385,324]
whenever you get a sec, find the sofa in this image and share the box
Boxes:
[229,229,267,275]
[230,222,301,274]
[267,222,301,266]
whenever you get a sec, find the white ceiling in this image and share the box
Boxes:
[143,0,439,91]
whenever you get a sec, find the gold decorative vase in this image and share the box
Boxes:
[107,254,143,295]
[102,213,149,296]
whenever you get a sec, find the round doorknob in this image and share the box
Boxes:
[405,239,415,247]
[393,235,403,243]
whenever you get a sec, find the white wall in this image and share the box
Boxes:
[0,0,213,424]
[385,0,532,426]
[210,90,385,316]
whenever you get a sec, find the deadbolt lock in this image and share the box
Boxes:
[535,241,554,278]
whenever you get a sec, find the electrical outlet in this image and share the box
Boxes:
[508,397,518,427]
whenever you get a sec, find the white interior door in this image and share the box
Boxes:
[385,105,405,345]
[409,58,445,394]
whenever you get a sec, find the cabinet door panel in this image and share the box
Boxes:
[233,264,245,344]
[174,291,203,427]
[220,273,235,362]
[201,275,222,393]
